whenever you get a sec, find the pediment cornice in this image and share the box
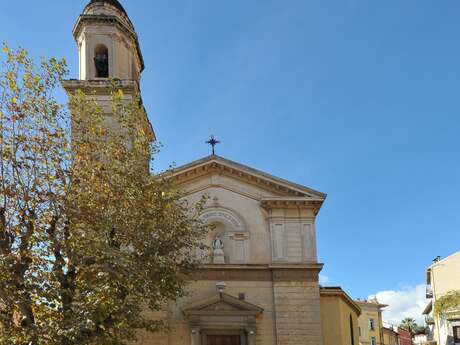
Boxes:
[183,292,263,317]
[261,197,324,214]
[163,155,327,203]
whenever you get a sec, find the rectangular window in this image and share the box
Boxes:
[369,318,375,331]
[371,336,377,345]
[454,326,460,343]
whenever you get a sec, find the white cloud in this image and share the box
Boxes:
[369,284,428,326]
[319,274,330,285]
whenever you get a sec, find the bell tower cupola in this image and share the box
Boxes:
[74,0,144,81]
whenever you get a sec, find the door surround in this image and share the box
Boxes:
[204,331,243,345]
[183,292,262,345]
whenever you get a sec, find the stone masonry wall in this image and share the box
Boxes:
[273,281,323,345]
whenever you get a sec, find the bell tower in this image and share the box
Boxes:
[72,0,144,82]
[62,0,155,159]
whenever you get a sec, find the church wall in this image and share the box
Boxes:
[179,173,280,199]
[214,174,282,199]
[135,280,277,345]
[116,37,128,79]
[137,167,323,345]
[75,93,137,115]
[180,174,320,266]
[268,208,318,263]
[79,39,86,81]
[273,280,323,345]
[183,182,273,265]
[133,275,325,345]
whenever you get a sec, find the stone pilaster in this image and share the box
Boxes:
[272,269,323,345]
[190,326,201,345]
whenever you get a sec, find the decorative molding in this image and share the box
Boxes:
[187,264,323,282]
[162,155,326,203]
[184,293,260,345]
[183,293,263,316]
[61,79,139,95]
[261,198,323,214]
[200,207,245,231]
[74,15,135,43]
[61,79,155,142]
[229,233,249,241]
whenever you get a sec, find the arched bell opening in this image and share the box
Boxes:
[94,44,109,78]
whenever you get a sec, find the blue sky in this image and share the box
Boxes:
[1,0,459,320]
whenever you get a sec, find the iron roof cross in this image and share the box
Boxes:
[206,135,220,155]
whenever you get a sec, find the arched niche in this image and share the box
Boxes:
[94,44,109,78]
[200,207,245,231]
[200,208,249,264]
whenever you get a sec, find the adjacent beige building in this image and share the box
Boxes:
[320,287,361,345]
[64,2,328,345]
[356,299,386,345]
[423,252,460,345]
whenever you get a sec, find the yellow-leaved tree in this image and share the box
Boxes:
[0,45,208,345]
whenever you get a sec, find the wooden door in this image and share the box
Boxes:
[207,335,241,345]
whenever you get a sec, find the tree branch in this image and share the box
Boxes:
[0,207,12,254]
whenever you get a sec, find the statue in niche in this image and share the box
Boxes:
[94,49,109,78]
[212,234,225,264]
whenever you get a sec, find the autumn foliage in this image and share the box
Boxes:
[0,45,207,345]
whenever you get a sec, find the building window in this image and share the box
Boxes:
[94,44,109,78]
[371,336,377,345]
[369,318,375,331]
[349,314,355,345]
[454,326,460,343]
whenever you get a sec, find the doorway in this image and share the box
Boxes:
[207,335,241,345]
[454,325,460,345]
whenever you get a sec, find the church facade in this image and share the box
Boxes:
[156,155,326,345]
[64,1,329,345]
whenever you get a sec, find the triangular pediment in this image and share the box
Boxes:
[183,293,263,316]
[162,155,326,201]
[201,301,241,312]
